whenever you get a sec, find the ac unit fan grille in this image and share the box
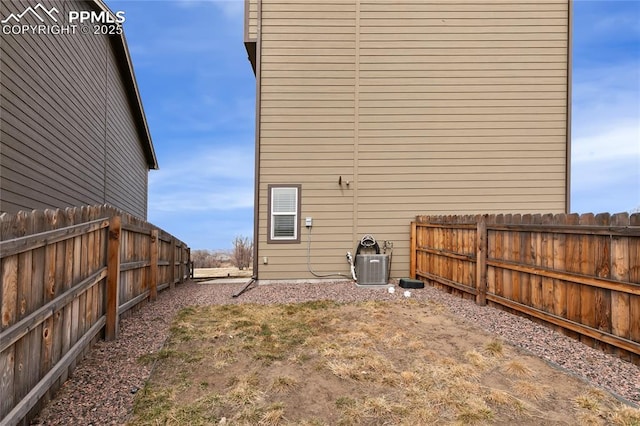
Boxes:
[355,254,389,285]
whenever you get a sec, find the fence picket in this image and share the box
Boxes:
[520,214,532,307]
[511,214,522,304]
[578,214,597,348]
[494,214,504,298]
[551,214,567,319]
[611,213,631,361]
[413,212,640,363]
[1,204,191,424]
[530,214,543,311]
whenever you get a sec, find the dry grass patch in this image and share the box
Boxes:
[270,376,298,394]
[504,360,533,378]
[129,300,640,425]
[484,339,504,357]
[514,380,549,402]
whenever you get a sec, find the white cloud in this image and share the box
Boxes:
[148,145,254,213]
[573,63,640,134]
[572,121,640,165]
[210,0,244,19]
[571,56,640,213]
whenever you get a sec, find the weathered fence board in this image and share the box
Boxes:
[0,205,190,425]
[412,212,640,364]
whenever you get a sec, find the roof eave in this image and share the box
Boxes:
[245,40,257,75]
[91,0,159,170]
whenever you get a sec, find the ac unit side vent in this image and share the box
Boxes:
[355,254,389,285]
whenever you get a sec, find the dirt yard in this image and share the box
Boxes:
[128,299,639,425]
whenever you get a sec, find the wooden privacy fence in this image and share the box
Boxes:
[0,205,190,425]
[410,212,640,364]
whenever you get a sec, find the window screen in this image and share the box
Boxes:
[270,186,299,241]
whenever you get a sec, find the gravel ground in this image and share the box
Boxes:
[31,280,640,424]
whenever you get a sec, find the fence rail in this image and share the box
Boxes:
[410,212,640,365]
[0,205,190,425]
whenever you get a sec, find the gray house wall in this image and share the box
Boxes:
[0,0,155,219]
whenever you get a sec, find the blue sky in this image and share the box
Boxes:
[106,0,639,250]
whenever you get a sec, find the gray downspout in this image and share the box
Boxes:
[251,0,262,277]
[565,0,573,213]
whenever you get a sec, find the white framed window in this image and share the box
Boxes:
[268,185,301,243]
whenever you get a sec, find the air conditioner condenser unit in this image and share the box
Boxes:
[355,254,389,286]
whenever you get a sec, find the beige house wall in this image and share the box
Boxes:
[249,0,570,281]
[245,0,259,41]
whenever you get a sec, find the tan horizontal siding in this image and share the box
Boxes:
[359,11,567,19]
[356,164,566,175]
[360,25,566,34]
[358,157,566,168]
[359,18,568,27]
[359,69,567,78]
[262,77,355,86]
[261,158,354,168]
[357,193,566,205]
[357,200,566,213]
[263,2,355,12]
[361,32,568,42]
[356,171,566,183]
[263,32,360,41]
[263,19,355,27]
[357,180,565,190]
[262,151,355,161]
[360,1,566,12]
[358,148,565,160]
[360,48,566,57]
[356,0,568,278]
[359,107,567,116]
[357,137,566,148]
[267,232,354,244]
[360,40,567,49]
[359,98,566,107]
[357,91,567,100]
[258,0,357,282]
[262,115,355,124]
[261,122,354,131]
[256,0,568,281]
[262,11,355,20]
[261,129,355,137]
[359,84,567,92]
[263,40,357,50]
[261,166,355,176]
[358,113,566,122]
[357,128,565,137]
[262,62,356,71]
[247,0,258,40]
[261,98,354,107]
[260,137,355,147]
[358,55,567,64]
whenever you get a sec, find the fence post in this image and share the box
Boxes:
[475,215,487,306]
[105,216,121,341]
[179,243,185,283]
[187,247,192,279]
[149,229,158,302]
[410,221,417,279]
[169,237,176,290]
